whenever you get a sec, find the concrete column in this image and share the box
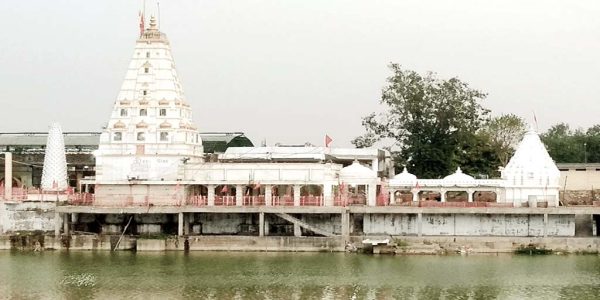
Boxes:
[76,172,83,193]
[264,217,270,236]
[323,184,333,206]
[4,152,12,200]
[236,185,243,206]
[417,212,423,237]
[178,212,184,236]
[412,191,419,202]
[293,185,301,206]
[368,184,377,206]
[341,211,350,240]
[467,189,474,203]
[265,185,272,206]
[259,212,265,237]
[63,213,69,235]
[183,213,190,235]
[543,213,548,237]
[440,189,447,202]
[294,223,302,237]
[54,211,61,237]
[207,184,215,206]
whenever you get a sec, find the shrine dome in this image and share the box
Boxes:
[340,160,377,180]
[393,167,417,182]
[443,167,475,186]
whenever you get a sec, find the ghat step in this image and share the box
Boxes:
[274,213,337,237]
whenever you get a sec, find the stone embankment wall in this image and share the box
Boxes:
[363,214,575,237]
[350,236,600,254]
[0,202,56,233]
[1,234,598,254]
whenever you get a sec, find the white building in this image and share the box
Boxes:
[86,18,560,209]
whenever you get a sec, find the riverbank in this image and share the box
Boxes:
[1,234,599,254]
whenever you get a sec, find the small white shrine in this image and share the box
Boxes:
[501,128,561,207]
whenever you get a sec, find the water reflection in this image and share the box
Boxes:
[0,251,599,299]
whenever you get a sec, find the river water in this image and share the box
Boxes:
[0,251,598,299]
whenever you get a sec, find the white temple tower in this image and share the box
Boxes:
[41,122,68,191]
[95,16,203,183]
[501,128,560,207]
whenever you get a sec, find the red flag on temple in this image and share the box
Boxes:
[221,185,228,194]
[325,134,333,147]
[414,181,421,190]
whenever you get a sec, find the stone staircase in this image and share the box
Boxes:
[274,213,337,237]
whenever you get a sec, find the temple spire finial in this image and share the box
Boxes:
[149,15,157,30]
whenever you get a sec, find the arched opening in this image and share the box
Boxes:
[347,184,367,205]
[300,185,323,206]
[393,190,413,203]
[215,185,236,206]
[187,185,208,206]
[272,185,293,206]
[446,191,468,202]
[419,191,441,201]
[243,184,265,206]
[0,177,21,188]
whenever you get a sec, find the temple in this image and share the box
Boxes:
[2,16,598,245]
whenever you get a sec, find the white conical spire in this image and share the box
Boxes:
[502,127,560,181]
[41,123,68,191]
[95,23,203,182]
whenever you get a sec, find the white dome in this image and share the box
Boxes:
[393,167,417,182]
[340,160,376,180]
[443,167,475,184]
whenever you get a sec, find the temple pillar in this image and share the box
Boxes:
[235,185,243,206]
[4,152,12,200]
[178,212,184,236]
[63,213,69,235]
[467,189,474,202]
[417,212,423,237]
[259,212,265,237]
[440,189,447,202]
[412,191,419,202]
[294,223,302,237]
[543,213,548,237]
[323,184,333,206]
[183,213,190,235]
[207,184,215,206]
[265,185,272,206]
[54,211,61,237]
[341,211,350,240]
[368,184,377,206]
[293,185,301,206]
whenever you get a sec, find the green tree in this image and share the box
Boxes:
[481,114,527,165]
[352,64,492,178]
[541,123,600,163]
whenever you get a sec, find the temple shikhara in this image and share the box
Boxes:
[1,15,596,246]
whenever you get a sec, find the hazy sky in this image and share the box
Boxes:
[1,1,599,147]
